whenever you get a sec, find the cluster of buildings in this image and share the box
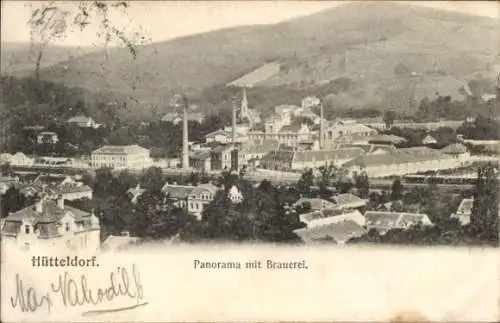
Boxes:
[22,115,101,146]
[0,174,93,202]
[291,193,434,244]
[3,88,480,181]
[165,90,476,179]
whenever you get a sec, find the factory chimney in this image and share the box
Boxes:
[231,95,238,144]
[182,95,189,169]
[319,100,325,150]
[241,87,248,121]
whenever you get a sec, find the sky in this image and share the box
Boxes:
[1,1,498,48]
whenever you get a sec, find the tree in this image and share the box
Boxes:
[470,164,499,241]
[94,167,119,197]
[354,171,370,199]
[390,178,403,201]
[1,187,24,218]
[423,182,441,223]
[141,166,164,191]
[316,164,337,196]
[1,163,13,177]
[383,110,397,129]
[297,169,314,197]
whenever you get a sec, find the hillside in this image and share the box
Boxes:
[1,42,98,75]
[25,2,500,115]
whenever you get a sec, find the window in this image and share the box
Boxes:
[25,225,30,234]
[65,223,70,232]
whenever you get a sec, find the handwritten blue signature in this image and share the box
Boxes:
[10,264,148,317]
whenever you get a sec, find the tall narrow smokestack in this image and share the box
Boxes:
[319,101,324,150]
[231,96,238,144]
[241,87,248,120]
[182,95,189,169]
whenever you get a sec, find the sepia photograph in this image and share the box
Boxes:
[1,1,499,322]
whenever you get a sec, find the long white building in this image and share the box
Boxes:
[91,145,151,170]
[343,147,462,178]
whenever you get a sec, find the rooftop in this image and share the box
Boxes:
[293,198,336,211]
[441,143,468,154]
[293,219,365,244]
[67,115,94,123]
[242,139,280,154]
[332,193,367,207]
[368,134,407,144]
[2,199,92,229]
[92,145,149,155]
[343,147,449,168]
[364,211,433,231]
[162,183,218,199]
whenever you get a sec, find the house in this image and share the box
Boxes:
[190,151,211,172]
[301,96,321,109]
[36,131,59,144]
[205,129,247,144]
[161,111,205,125]
[34,157,90,168]
[227,185,244,204]
[91,145,151,170]
[102,231,140,251]
[367,134,407,146]
[248,121,315,148]
[364,211,433,235]
[1,195,100,252]
[421,134,438,145]
[293,198,337,212]
[67,115,98,128]
[241,139,281,161]
[332,193,368,210]
[127,184,146,204]
[260,148,366,171]
[440,143,470,163]
[8,152,34,166]
[210,144,243,171]
[161,112,182,124]
[322,120,378,148]
[161,183,218,220]
[205,130,230,144]
[54,181,93,200]
[275,104,302,117]
[343,147,460,178]
[451,198,474,225]
[296,108,321,125]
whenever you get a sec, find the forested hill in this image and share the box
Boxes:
[20,1,499,116]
